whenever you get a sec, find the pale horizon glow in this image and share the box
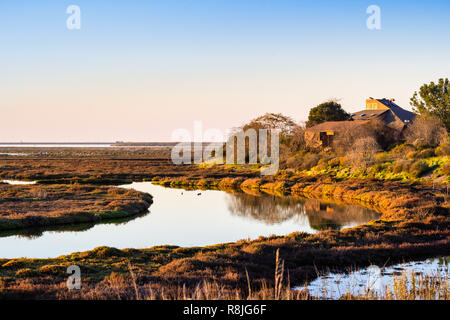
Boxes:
[1,0,449,142]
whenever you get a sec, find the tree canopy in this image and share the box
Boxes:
[241,113,298,136]
[306,100,351,127]
[410,78,450,132]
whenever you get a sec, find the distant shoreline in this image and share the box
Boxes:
[0,142,224,146]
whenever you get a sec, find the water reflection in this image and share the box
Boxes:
[294,256,449,299]
[0,211,150,240]
[227,193,380,231]
[0,183,380,258]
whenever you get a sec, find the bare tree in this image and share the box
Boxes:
[404,114,446,147]
[346,137,382,167]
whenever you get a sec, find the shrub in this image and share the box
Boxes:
[327,157,341,168]
[404,114,447,147]
[301,153,322,170]
[286,152,322,171]
[443,163,450,176]
[345,137,381,168]
[38,264,66,276]
[409,161,431,178]
[1,260,25,269]
[436,141,450,156]
[15,268,38,278]
[315,158,329,170]
[391,160,413,174]
[416,148,436,159]
[374,152,390,162]
[406,151,417,159]
[368,163,385,175]
[389,143,415,157]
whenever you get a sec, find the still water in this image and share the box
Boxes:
[294,256,449,299]
[0,182,380,259]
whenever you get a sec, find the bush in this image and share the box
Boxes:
[436,141,450,156]
[315,158,329,170]
[391,160,413,174]
[406,151,417,159]
[443,163,450,176]
[409,161,431,178]
[286,152,322,171]
[345,137,382,168]
[38,264,66,276]
[390,143,416,158]
[416,148,435,159]
[374,152,390,162]
[327,157,341,168]
[368,163,385,175]
[15,268,38,278]
[404,114,447,147]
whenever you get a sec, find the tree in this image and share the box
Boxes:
[410,78,450,132]
[306,100,351,127]
[403,114,446,147]
[230,113,301,166]
[242,113,298,136]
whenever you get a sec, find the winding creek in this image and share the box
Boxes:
[1,180,448,298]
[0,181,380,259]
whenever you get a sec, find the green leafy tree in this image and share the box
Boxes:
[306,100,351,127]
[410,78,450,132]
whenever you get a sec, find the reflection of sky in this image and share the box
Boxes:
[0,182,376,259]
[294,257,449,299]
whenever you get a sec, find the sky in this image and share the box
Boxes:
[1,0,449,142]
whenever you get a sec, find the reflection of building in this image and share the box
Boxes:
[226,193,379,231]
[305,200,334,212]
[305,98,416,149]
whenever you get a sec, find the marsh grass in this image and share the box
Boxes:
[0,184,152,231]
[2,251,447,300]
[32,256,447,301]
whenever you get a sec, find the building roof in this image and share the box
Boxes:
[306,120,366,132]
[376,98,416,122]
[351,109,387,120]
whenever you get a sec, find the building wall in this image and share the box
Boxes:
[366,99,389,111]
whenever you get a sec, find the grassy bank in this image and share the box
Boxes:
[0,184,152,231]
[1,249,448,300]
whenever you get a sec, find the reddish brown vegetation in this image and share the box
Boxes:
[0,184,152,231]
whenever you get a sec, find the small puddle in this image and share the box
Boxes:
[1,180,36,185]
[0,153,29,156]
[293,257,449,299]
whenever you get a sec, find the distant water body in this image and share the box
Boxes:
[0,143,113,148]
[0,142,221,148]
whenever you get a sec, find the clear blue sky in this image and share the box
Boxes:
[1,0,449,141]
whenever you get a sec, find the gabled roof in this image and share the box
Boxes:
[375,99,416,122]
